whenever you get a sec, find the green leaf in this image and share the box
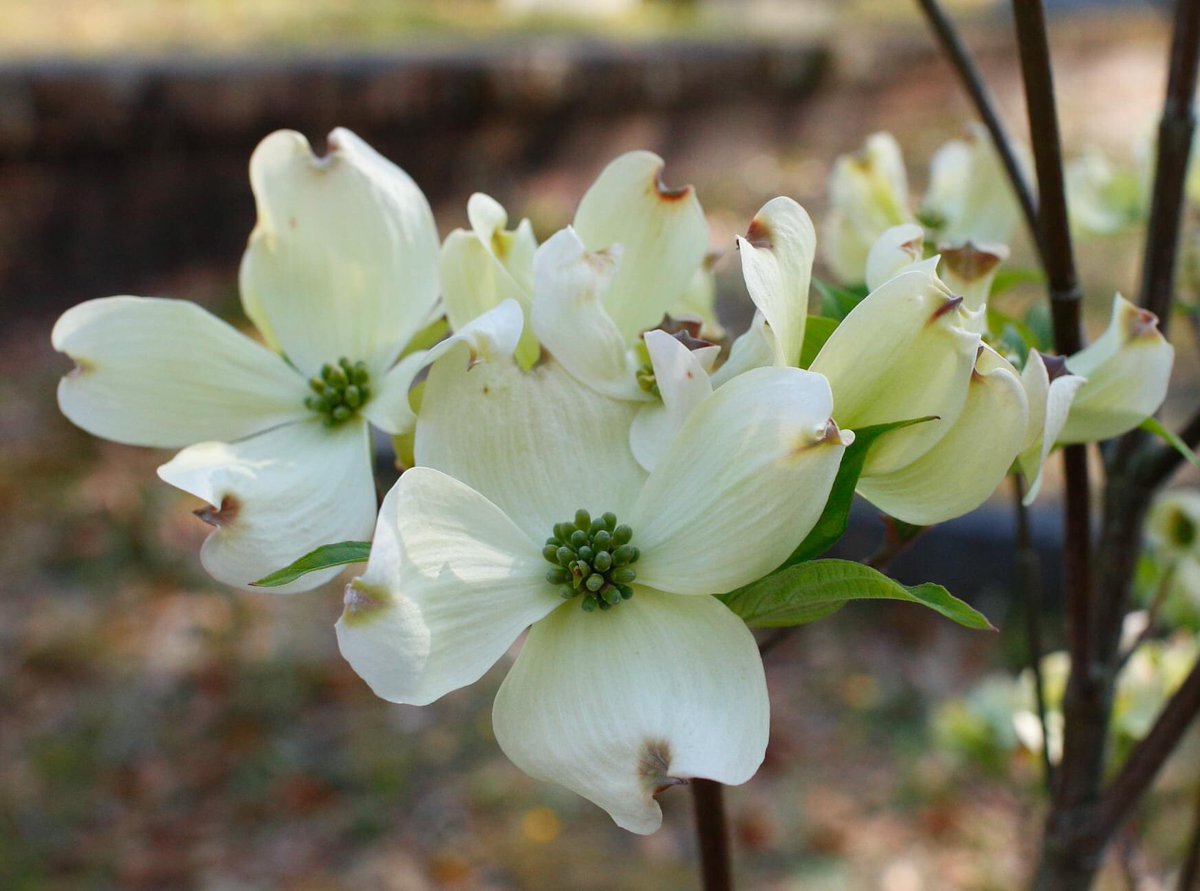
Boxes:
[783,415,938,566]
[989,267,1044,298]
[251,541,372,588]
[719,558,995,631]
[798,315,839,369]
[813,277,868,320]
[1140,417,1200,468]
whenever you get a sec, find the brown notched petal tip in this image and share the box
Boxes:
[194,495,239,528]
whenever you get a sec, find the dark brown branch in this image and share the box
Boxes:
[1012,0,1084,353]
[1139,0,1200,330]
[1093,658,1200,846]
[913,0,1043,262]
[1013,474,1055,791]
[691,779,734,891]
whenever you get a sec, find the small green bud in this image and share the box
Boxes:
[546,568,569,585]
[559,585,576,599]
[352,364,370,385]
[331,405,351,422]
[344,385,362,407]
[602,512,618,531]
[574,509,592,530]
[613,567,637,585]
[613,525,633,545]
[593,551,612,572]
[593,530,612,550]
[585,573,605,592]
[613,544,635,565]
[577,545,594,562]
[569,530,589,548]
[581,598,598,613]
[602,587,622,606]
[555,546,574,565]
[542,544,560,562]
[618,585,634,600]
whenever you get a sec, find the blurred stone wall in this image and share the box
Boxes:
[0,39,825,318]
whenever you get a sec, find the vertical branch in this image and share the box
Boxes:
[1140,0,1200,330]
[913,0,1043,262]
[692,779,734,891]
[1013,474,1055,791]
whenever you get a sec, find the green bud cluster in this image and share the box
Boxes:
[542,509,640,612]
[633,340,660,397]
[305,357,371,426]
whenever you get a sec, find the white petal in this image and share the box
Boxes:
[335,467,554,706]
[415,352,647,543]
[492,589,769,834]
[737,197,816,366]
[239,128,440,376]
[865,223,925,292]
[810,268,981,475]
[530,227,646,400]
[629,330,713,471]
[440,193,540,367]
[1018,352,1086,504]
[1059,294,1175,444]
[709,311,776,387]
[856,345,1029,525]
[361,350,427,436]
[53,296,307,448]
[823,133,914,284]
[423,298,525,369]
[922,124,1027,245]
[573,151,710,338]
[157,419,376,592]
[632,366,849,595]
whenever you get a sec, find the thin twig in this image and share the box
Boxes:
[691,778,734,891]
[1013,474,1055,791]
[913,0,1043,262]
[1139,0,1200,330]
[1094,657,1200,847]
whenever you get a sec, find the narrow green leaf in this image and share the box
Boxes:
[719,558,995,631]
[251,541,372,588]
[783,415,938,567]
[813,277,868,320]
[798,315,840,369]
[1140,417,1200,468]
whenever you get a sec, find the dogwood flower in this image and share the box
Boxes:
[52,128,441,591]
[338,332,851,833]
[1058,294,1174,444]
[824,127,1026,284]
[439,151,710,395]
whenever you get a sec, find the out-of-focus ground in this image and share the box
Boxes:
[2,1,1199,889]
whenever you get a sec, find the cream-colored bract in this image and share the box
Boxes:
[339,352,848,834]
[810,267,982,476]
[53,127,442,590]
[856,345,1029,525]
[1059,294,1174,444]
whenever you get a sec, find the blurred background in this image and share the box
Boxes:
[3,0,1199,888]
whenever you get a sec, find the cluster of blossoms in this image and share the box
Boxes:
[934,612,1200,773]
[53,126,1176,831]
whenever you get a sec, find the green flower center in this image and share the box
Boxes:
[304,357,371,426]
[542,509,640,613]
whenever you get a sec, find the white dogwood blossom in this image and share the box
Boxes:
[53,128,442,591]
[337,331,851,833]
